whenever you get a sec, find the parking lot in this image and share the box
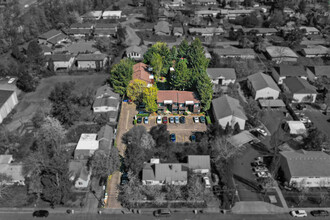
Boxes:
[136,115,208,142]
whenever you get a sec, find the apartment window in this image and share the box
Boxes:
[179,103,185,107]
[159,103,164,107]
[194,103,199,107]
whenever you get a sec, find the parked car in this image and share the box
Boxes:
[163,117,168,124]
[252,166,268,173]
[32,210,49,217]
[169,117,174,123]
[121,173,129,185]
[251,161,265,167]
[7,78,15,84]
[310,210,329,217]
[290,210,307,217]
[203,176,211,188]
[174,116,179,124]
[137,117,142,124]
[144,117,149,124]
[156,116,162,124]
[154,209,171,217]
[190,134,196,142]
[179,116,185,124]
[193,116,199,123]
[256,128,267,136]
[200,116,205,123]
[170,133,176,142]
[256,171,270,178]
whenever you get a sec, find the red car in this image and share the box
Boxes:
[162,117,168,124]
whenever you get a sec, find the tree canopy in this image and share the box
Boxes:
[109,59,135,95]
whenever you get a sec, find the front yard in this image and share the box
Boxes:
[282,188,330,208]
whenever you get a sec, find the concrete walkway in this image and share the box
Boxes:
[274,185,288,209]
[231,201,286,214]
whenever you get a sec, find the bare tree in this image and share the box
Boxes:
[0,174,13,199]
[297,187,309,206]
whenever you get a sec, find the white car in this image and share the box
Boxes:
[144,117,149,124]
[202,176,211,189]
[256,171,271,178]
[156,116,162,124]
[193,117,199,123]
[290,210,307,217]
[256,128,267,136]
[7,78,15,84]
[252,166,268,173]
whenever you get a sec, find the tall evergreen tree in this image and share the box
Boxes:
[170,59,192,90]
[109,59,135,95]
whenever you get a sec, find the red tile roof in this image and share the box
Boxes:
[132,63,153,84]
[157,90,200,103]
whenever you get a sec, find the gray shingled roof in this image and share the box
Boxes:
[283,77,317,94]
[308,66,330,77]
[142,163,187,182]
[274,65,307,77]
[280,150,330,177]
[247,72,280,92]
[188,155,211,171]
[207,68,236,80]
[0,90,14,107]
[95,85,119,99]
[212,95,247,120]
[93,97,119,108]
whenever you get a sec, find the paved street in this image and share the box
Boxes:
[0,212,328,220]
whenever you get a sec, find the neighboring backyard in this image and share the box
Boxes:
[6,73,109,131]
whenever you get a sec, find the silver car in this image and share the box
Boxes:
[174,116,179,124]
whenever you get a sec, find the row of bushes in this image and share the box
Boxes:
[137,113,150,117]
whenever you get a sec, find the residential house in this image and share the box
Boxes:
[227,130,259,148]
[132,63,154,87]
[74,134,99,160]
[243,28,278,36]
[265,46,298,63]
[258,99,286,109]
[160,0,185,7]
[271,65,308,84]
[154,21,171,36]
[38,29,68,47]
[157,90,201,114]
[306,66,330,81]
[64,41,99,55]
[142,159,188,186]
[247,72,281,100]
[301,39,327,46]
[188,155,211,174]
[158,8,175,21]
[69,160,91,189]
[191,0,217,5]
[94,23,118,37]
[97,125,113,154]
[40,45,53,55]
[213,48,256,59]
[45,54,75,71]
[282,77,317,103]
[221,9,253,20]
[283,7,295,17]
[301,45,330,58]
[70,23,94,29]
[279,150,330,187]
[81,11,102,21]
[0,90,18,124]
[195,10,220,17]
[102,10,122,19]
[125,45,148,60]
[204,47,212,59]
[188,27,224,36]
[63,28,91,38]
[207,68,236,86]
[76,53,108,70]
[93,85,120,114]
[212,95,247,130]
[0,155,24,185]
[173,26,184,37]
[283,121,306,135]
[299,26,320,35]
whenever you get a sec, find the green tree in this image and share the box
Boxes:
[126,79,147,103]
[243,12,259,28]
[109,58,135,95]
[26,40,45,69]
[118,172,144,208]
[243,98,262,127]
[142,86,158,112]
[267,10,285,28]
[301,127,327,151]
[178,39,189,58]
[298,0,306,13]
[16,72,39,92]
[150,52,163,79]
[145,0,159,22]
[0,174,13,199]
[170,59,192,90]
[196,73,213,111]
[187,38,209,71]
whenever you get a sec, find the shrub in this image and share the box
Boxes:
[137,113,150,117]
[183,112,188,116]
[133,119,137,125]
[206,116,211,125]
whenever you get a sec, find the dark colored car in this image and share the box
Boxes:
[121,173,129,185]
[163,117,168,124]
[33,210,49,218]
[190,134,196,142]
[310,210,329,217]
[179,116,185,124]
[154,209,171,217]
[170,133,176,142]
[296,104,307,110]
[137,117,142,124]
[200,116,206,123]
